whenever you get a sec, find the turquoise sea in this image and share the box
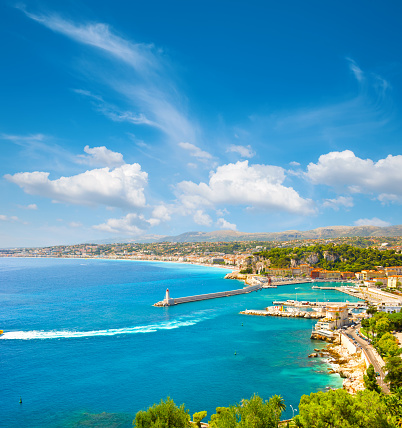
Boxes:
[0,258,362,427]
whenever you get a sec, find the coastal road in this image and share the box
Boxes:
[345,325,390,394]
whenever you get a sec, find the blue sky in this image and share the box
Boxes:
[1,0,402,247]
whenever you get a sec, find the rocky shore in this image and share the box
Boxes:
[310,341,366,394]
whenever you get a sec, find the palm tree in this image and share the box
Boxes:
[269,394,286,425]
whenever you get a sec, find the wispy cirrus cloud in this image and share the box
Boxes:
[20,8,198,144]
[73,89,159,128]
[246,59,392,150]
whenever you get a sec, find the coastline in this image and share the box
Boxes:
[2,256,364,398]
[322,341,366,394]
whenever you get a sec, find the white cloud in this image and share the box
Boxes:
[322,196,354,210]
[77,145,125,168]
[193,210,212,226]
[289,161,300,167]
[149,204,172,226]
[346,57,364,83]
[227,144,255,158]
[306,150,402,202]
[216,218,237,231]
[93,213,152,235]
[354,218,391,227]
[216,208,229,217]
[19,10,156,73]
[74,90,159,129]
[178,142,212,160]
[177,161,315,215]
[0,215,19,222]
[18,204,38,210]
[69,221,82,228]
[22,9,198,143]
[5,164,148,209]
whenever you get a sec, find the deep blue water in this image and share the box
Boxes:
[0,258,361,427]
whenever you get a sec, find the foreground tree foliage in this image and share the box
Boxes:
[363,364,381,393]
[208,394,285,428]
[295,389,394,428]
[133,397,191,428]
[385,357,402,391]
[192,411,207,427]
[134,388,402,427]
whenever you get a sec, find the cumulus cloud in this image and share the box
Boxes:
[227,144,255,158]
[76,145,125,167]
[93,213,153,235]
[322,196,354,210]
[5,164,148,209]
[178,142,212,160]
[306,150,402,202]
[216,218,237,230]
[176,161,315,215]
[354,217,391,227]
[193,210,212,226]
[151,204,172,223]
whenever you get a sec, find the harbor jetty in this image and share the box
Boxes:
[153,283,262,306]
[240,307,325,319]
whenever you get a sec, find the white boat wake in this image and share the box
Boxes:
[0,311,215,340]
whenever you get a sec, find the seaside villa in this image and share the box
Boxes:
[314,305,349,336]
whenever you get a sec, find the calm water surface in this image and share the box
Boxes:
[0,258,361,427]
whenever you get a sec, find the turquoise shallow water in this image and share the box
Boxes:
[0,258,361,426]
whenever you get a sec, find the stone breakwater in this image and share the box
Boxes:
[240,308,324,319]
[154,283,262,306]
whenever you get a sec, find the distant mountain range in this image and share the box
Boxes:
[155,225,402,242]
[97,224,402,244]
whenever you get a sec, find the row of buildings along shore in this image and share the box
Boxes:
[263,264,402,289]
[2,244,402,289]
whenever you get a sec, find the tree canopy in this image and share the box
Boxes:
[255,243,402,272]
[133,397,191,428]
[296,389,394,428]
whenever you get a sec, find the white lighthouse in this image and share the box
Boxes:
[163,288,174,306]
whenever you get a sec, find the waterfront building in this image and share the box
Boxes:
[314,305,349,332]
[361,270,386,280]
[387,275,402,288]
[384,266,402,276]
[376,302,402,313]
[341,271,355,280]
